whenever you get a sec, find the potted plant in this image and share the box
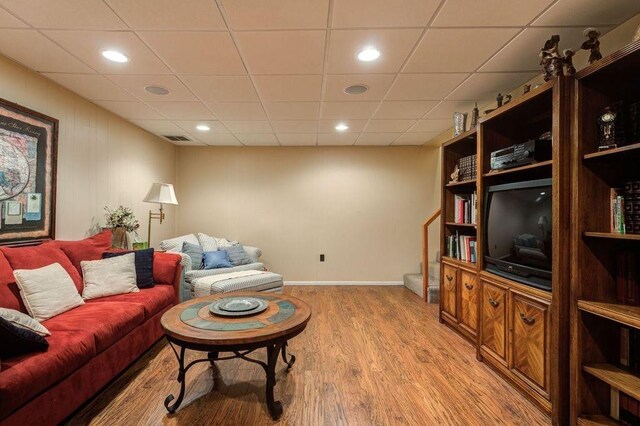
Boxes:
[104,206,140,249]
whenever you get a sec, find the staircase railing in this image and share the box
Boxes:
[422,208,441,302]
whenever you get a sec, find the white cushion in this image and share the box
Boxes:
[13,263,85,322]
[160,234,199,252]
[197,233,237,251]
[0,307,50,336]
[81,253,139,300]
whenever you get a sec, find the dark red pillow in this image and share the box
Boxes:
[55,230,112,275]
[0,243,84,294]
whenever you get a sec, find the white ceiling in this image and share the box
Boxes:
[0,0,638,146]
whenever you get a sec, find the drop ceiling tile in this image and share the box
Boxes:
[147,101,215,120]
[480,27,604,72]
[106,0,226,30]
[139,32,245,75]
[0,8,26,27]
[432,0,554,27]
[332,0,439,28]
[43,30,171,74]
[277,133,317,145]
[327,29,422,74]
[181,76,259,101]
[405,28,519,73]
[323,74,395,102]
[221,0,329,30]
[373,101,438,119]
[393,132,440,145]
[130,119,185,134]
[94,101,164,120]
[174,120,230,134]
[223,121,273,133]
[387,73,469,100]
[0,30,94,73]
[253,75,322,102]
[318,119,368,133]
[0,0,126,29]
[236,133,279,146]
[409,119,452,133]
[236,31,325,74]
[447,72,537,101]
[263,102,319,120]
[364,120,416,133]
[43,73,135,101]
[533,0,640,26]
[355,132,401,145]
[270,121,318,133]
[423,100,477,119]
[192,132,242,146]
[317,133,358,145]
[205,102,267,120]
[106,75,197,101]
[320,101,379,119]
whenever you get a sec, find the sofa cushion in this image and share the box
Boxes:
[0,250,24,312]
[203,250,232,269]
[0,308,50,336]
[42,302,145,353]
[225,244,253,266]
[153,252,182,286]
[0,317,49,358]
[55,230,112,276]
[160,234,198,252]
[181,241,203,270]
[1,243,84,294]
[81,254,139,300]
[103,248,155,288]
[0,329,97,417]
[87,285,175,320]
[185,262,265,283]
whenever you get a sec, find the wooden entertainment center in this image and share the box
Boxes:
[439,40,640,425]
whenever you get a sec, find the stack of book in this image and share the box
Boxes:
[446,231,477,263]
[611,181,640,234]
[457,154,477,182]
[611,390,640,425]
[454,192,477,225]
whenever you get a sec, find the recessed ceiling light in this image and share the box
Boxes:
[196,124,210,132]
[357,48,380,62]
[344,84,369,95]
[102,50,129,63]
[335,123,349,131]
[144,85,170,96]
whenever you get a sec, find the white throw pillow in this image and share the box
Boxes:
[0,307,50,336]
[197,233,237,251]
[13,263,85,322]
[160,234,199,252]
[81,253,139,300]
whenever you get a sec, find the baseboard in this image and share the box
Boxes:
[284,281,404,286]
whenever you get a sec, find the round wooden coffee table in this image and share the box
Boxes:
[160,292,311,420]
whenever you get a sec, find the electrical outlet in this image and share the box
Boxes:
[320,254,325,262]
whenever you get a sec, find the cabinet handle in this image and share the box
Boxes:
[488,297,499,308]
[446,274,454,282]
[520,312,536,325]
[464,283,474,290]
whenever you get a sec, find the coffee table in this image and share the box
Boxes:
[160,292,311,420]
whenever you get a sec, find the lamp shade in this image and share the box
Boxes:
[143,183,178,205]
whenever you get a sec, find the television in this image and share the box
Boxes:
[484,178,552,291]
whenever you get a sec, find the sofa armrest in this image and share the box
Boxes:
[243,246,262,262]
[153,252,183,303]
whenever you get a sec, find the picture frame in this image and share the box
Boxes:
[0,97,58,246]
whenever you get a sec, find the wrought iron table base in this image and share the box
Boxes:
[164,339,296,420]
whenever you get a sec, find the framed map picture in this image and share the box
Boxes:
[0,98,58,246]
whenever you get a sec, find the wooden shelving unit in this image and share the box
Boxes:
[438,78,571,424]
[571,39,640,425]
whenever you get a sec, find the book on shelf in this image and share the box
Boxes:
[617,251,639,306]
[611,187,626,234]
[620,392,640,426]
[620,326,639,374]
[624,180,640,235]
[453,192,477,225]
[446,231,476,263]
[457,154,477,182]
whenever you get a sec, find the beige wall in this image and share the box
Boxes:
[0,54,177,246]
[176,146,440,282]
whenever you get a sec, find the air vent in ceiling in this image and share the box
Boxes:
[344,84,369,95]
[163,135,191,142]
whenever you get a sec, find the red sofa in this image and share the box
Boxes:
[0,232,182,426]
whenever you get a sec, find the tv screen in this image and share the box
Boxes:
[484,178,552,290]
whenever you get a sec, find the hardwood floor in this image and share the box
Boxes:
[67,286,551,425]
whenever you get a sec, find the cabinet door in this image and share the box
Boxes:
[510,293,549,394]
[481,281,507,362]
[459,271,478,334]
[442,264,458,319]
